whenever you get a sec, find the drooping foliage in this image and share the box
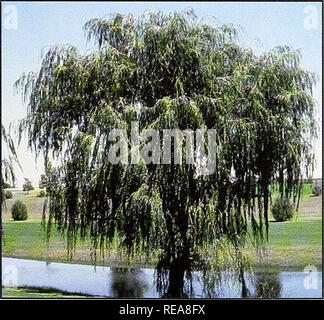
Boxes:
[15,11,317,296]
[1,125,19,206]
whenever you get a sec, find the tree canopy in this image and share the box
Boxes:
[16,10,317,296]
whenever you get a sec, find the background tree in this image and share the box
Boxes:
[39,174,47,189]
[1,125,19,242]
[23,178,34,193]
[16,11,317,297]
[1,125,19,206]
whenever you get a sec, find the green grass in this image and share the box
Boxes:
[246,184,322,268]
[270,182,314,199]
[2,221,64,261]
[2,287,90,298]
[2,189,149,267]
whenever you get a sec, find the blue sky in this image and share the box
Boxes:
[1,1,322,186]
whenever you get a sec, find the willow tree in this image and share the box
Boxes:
[1,125,19,206]
[16,11,317,297]
[1,124,19,246]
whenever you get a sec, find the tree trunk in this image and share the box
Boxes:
[240,267,249,298]
[166,263,186,298]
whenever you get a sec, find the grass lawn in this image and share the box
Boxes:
[2,286,90,298]
[2,185,322,269]
[247,194,322,269]
[2,189,146,267]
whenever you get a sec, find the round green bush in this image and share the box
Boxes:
[312,184,322,197]
[271,197,294,222]
[5,190,13,199]
[11,200,28,221]
[38,190,46,197]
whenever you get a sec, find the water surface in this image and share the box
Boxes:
[2,257,322,298]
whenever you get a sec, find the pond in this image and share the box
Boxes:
[2,257,322,298]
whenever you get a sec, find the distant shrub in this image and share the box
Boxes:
[38,190,46,197]
[271,197,294,222]
[11,200,28,221]
[312,184,322,197]
[23,179,34,192]
[5,190,13,199]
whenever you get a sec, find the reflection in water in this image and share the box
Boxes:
[2,258,322,298]
[240,268,249,298]
[252,274,282,298]
[110,267,149,298]
[156,269,194,298]
[110,268,310,299]
[156,265,251,298]
[196,270,231,298]
[186,269,283,299]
